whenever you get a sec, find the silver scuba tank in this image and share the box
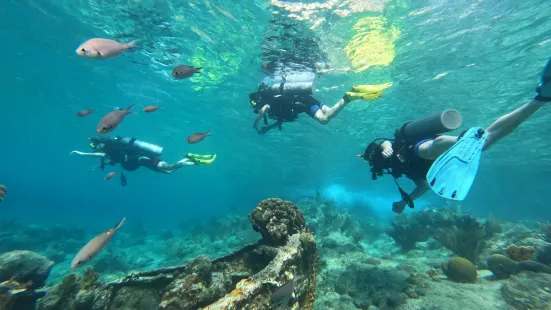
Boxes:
[119,137,163,157]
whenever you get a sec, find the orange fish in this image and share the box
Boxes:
[104,172,117,180]
[143,105,163,113]
[71,217,126,269]
[97,104,135,134]
[172,65,202,80]
[187,130,211,144]
[76,109,93,117]
[76,38,137,60]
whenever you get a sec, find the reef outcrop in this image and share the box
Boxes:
[30,198,318,310]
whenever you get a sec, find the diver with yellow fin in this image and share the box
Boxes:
[359,57,551,214]
[249,75,392,134]
[70,136,216,175]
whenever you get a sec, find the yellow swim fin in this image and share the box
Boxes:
[351,82,393,93]
[186,153,216,165]
[345,92,382,101]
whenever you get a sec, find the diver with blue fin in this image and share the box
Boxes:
[360,57,551,214]
[70,136,216,175]
[249,75,392,134]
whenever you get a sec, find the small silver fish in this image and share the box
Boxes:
[270,275,304,310]
[71,217,126,269]
[76,38,137,60]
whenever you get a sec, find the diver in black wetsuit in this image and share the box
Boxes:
[360,57,551,214]
[70,136,216,174]
[249,79,390,135]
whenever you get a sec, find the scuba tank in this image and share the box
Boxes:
[398,109,463,142]
[118,137,163,157]
[89,136,163,157]
[259,74,314,97]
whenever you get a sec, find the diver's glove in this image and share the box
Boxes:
[342,82,393,102]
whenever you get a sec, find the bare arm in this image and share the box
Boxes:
[253,105,280,135]
[392,179,430,213]
[70,150,106,158]
[409,179,430,200]
[253,105,270,131]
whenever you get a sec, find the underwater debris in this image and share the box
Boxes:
[386,216,430,252]
[248,198,307,245]
[32,198,318,309]
[504,245,535,261]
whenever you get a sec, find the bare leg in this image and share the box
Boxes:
[483,99,547,150]
[417,99,548,159]
[156,158,197,174]
[312,98,350,125]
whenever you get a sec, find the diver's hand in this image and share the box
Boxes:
[382,148,393,158]
[392,200,407,214]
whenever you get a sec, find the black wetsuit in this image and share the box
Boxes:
[96,139,162,172]
[252,93,324,122]
[371,137,436,182]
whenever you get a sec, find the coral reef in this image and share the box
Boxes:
[248,198,306,245]
[487,254,518,279]
[536,244,551,265]
[484,215,503,237]
[487,254,551,279]
[31,198,318,310]
[538,221,551,242]
[501,272,551,309]
[441,257,477,283]
[386,216,430,252]
[0,277,45,310]
[433,215,486,264]
[504,245,535,261]
[0,250,54,288]
[6,194,551,310]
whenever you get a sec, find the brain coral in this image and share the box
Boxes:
[248,198,306,245]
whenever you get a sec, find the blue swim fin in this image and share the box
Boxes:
[426,127,488,200]
[536,57,551,102]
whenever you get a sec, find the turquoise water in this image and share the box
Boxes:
[2,0,551,226]
[1,0,551,277]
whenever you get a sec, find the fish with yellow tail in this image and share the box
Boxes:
[71,217,126,269]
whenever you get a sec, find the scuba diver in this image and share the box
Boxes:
[249,76,392,134]
[359,57,551,214]
[70,136,216,175]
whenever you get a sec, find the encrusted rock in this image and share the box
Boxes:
[0,250,54,288]
[248,198,306,245]
[32,198,318,310]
